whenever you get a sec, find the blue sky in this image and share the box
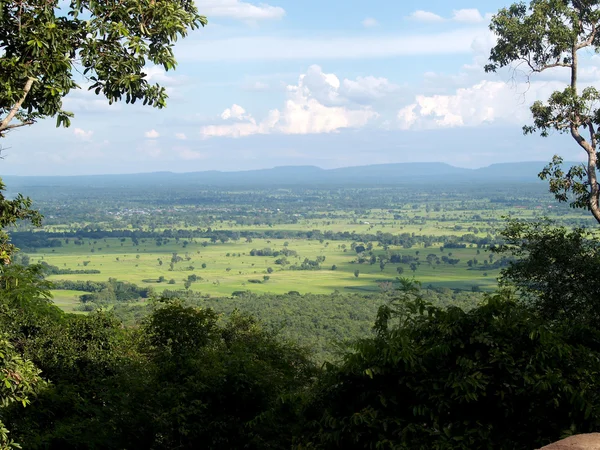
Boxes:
[2,0,592,175]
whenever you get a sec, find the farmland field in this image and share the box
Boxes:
[5,173,596,359]
[10,181,591,303]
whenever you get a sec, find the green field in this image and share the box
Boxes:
[13,182,592,313]
[31,235,499,300]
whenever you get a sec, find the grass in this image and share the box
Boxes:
[32,236,499,299]
[50,289,88,313]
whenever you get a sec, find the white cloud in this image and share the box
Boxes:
[409,10,444,22]
[143,65,183,85]
[198,0,285,21]
[409,8,487,24]
[73,128,94,141]
[200,66,378,138]
[362,17,379,28]
[175,133,187,140]
[177,29,485,61]
[63,87,122,112]
[452,9,485,23]
[221,104,250,120]
[144,129,160,139]
[396,79,569,130]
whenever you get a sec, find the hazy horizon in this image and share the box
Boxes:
[0,159,575,178]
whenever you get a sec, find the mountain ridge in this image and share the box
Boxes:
[2,161,580,188]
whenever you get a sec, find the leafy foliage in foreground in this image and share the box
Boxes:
[4,221,600,449]
[495,219,600,326]
[298,285,600,450]
[0,0,206,137]
[2,272,316,449]
[111,289,483,362]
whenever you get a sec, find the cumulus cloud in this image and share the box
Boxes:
[73,128,94,141]
[396,79,567,130]
[362,17,379,28]
[221,104,251,120]
[409,8,488,24]
[200,66,378,138]
[144,129,160,139]
[452,9,485,23]
[198,0,285,21]
[175,133,187,140]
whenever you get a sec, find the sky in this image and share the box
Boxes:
[2,0,594,175]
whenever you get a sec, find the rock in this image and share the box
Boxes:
[539,434,600,450]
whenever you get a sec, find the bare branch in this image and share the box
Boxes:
[0,77,35,133]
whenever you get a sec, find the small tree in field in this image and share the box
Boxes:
[487,1,600,223]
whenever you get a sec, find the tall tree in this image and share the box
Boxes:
[0,0,206,137]
[486,1,600,222]
[0,0,206,261]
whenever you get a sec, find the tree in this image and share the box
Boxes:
[353,269,359,278]
[299,285,600,449]
[0,0,206,137]
[487,1,600,222]
[494,219,600,326]
[0,334,46,449]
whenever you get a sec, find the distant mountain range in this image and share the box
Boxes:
[2,162,582,188]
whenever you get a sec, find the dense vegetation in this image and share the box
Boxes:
[3,236,600,449]
[4,0,600,448]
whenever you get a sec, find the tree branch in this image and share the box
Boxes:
[0,77,35,133]
[531,62,571,72]
[1,121,35,132]
[577,21,598,49]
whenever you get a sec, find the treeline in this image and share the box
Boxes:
[53,278,153,305]
[9,228,501,249]
[40,261,100,275]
